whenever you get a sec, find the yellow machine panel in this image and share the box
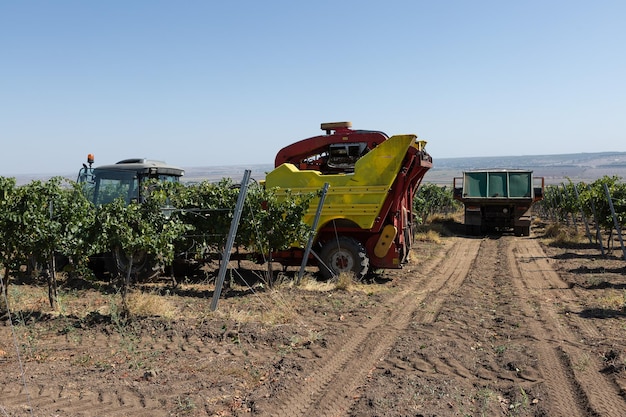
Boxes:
[264,134,419,231]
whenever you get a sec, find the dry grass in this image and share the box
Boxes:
[430,212,463,224]
[414,229,443,244]
[415,213,461,242]
[126,290,178,318]
[543,223,586,246]
[206,284,301,325]
[295,276,335,292]
[251,290,301,324]
[282,272,387,296]
[282,273,355,292]
[223,305,296,326]
[211,273,378,326]
[1,244,404,329]
[334,272,353,291]
[599,290,626,311]
[8,285,49,312]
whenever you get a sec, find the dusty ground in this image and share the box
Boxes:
[1,221,626,417]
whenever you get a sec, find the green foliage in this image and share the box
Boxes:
[167,179,240,259]
[167,179,314,263]
[91,184,190,272]
[0,178,93,272]
[579,176,626,231]
[540,185,560,220]
[240,184,314,255]
[0,177,21,275]
[413,183,461,224]
[0,177,95,308]
[48,181,96,272]
[0,175,314,294]
[0,177,19,315]
[539,176,626,249]
[541,181,578,222]
[0,173,315,309]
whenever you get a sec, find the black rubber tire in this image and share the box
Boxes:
[318,237,369,280]
[466,225,481,236]
[105,248,162,281]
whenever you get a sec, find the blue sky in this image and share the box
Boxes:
[2,1,625,176]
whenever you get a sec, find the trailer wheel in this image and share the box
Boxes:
[514,226,530,237]
[466,225,481,236]
[318,237,369,280]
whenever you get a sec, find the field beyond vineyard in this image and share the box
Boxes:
[1,219,626,417]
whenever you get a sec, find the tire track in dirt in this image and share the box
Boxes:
[412,237,483,324]
[0,329,174,417]
[512,240,602,340]
[0,379,169,417]
[268,237,481,417]
[507,238,626,417]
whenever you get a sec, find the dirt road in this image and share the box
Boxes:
[1,233,625,416]
[350,236,626,416]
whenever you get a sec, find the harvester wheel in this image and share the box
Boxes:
[318,237,369,280]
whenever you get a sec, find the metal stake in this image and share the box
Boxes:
[297,183,330,284]
[210,170,252,311]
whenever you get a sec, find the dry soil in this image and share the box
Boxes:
[1,222,626,416]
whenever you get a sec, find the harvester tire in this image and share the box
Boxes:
[318,236,369,280]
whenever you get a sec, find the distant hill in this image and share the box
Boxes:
[9,152,626,187]
[182,152,626,186]
[426,151,626,186]
[182,165,273,184]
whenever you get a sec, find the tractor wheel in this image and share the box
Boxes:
[318,237,369,280]
[105,248,162,282]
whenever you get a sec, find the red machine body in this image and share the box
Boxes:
[274,122,390,174]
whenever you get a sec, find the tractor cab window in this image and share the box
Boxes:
[77,167,95,185]
[157,174,180,183]
[91,170,139,205]
[77,167,96,203]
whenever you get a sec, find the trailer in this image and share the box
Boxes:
[264,121,432,279]
[453,169,544,236]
